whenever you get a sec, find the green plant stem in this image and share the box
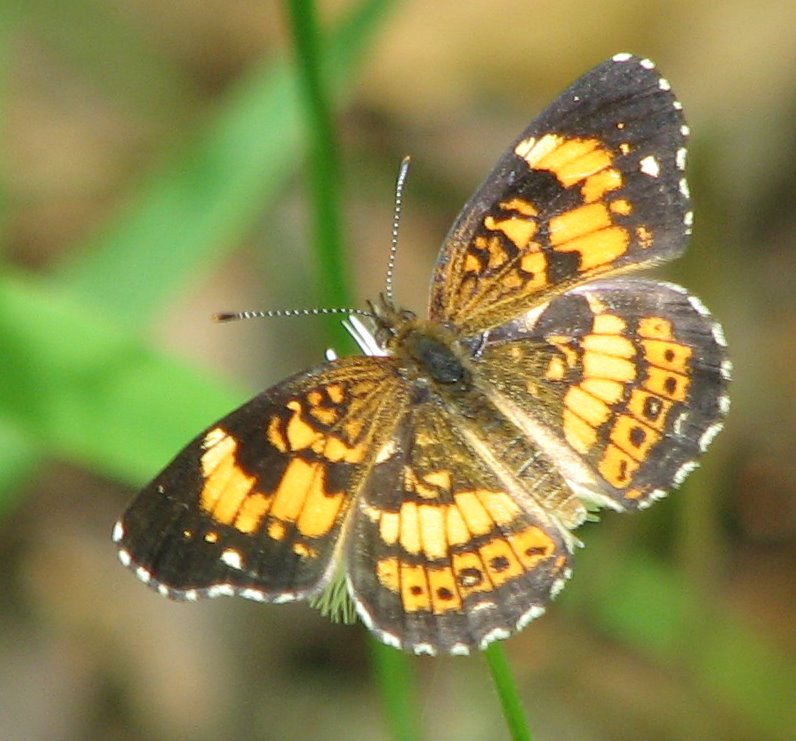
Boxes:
[283,2,419,739]
[485,643,532,741]
[369,639,422,741]
[285,0,351,346]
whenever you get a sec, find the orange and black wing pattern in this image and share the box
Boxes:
[472,279,730,513]
[347,394,573,655]
[429,54,691,335]
[115,356,408,602]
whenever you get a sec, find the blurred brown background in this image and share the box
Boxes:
[1,1,795,739]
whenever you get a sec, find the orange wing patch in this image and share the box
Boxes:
[197,380,375,546]
[514,133,623,203]
[199,428,262,529]
[555,300,700,492]
[371,486,558,616]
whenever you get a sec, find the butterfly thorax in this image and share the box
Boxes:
[398,324,467,385]
[370,293,475,390]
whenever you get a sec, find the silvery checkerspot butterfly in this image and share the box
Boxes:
[114,53,730,655]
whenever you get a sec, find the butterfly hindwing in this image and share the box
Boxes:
[473,279,730,510]
[347,399,573,655]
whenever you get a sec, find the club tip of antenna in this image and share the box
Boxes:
[213,311,242,323]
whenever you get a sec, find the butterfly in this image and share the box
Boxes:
[114,53,730,656]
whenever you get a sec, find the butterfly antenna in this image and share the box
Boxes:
[384,156,411,305]
[213,307,370,323]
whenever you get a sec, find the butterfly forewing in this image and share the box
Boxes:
[115,356,408,601]
[429,54,691,334]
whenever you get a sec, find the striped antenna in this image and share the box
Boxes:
[384,156,411,305]
[213,307,370,323]
[214,157,412,325]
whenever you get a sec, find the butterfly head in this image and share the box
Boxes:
[361,293,415,349]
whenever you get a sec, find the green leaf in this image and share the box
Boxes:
[570,542,796,738]
[0,271,244,483]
